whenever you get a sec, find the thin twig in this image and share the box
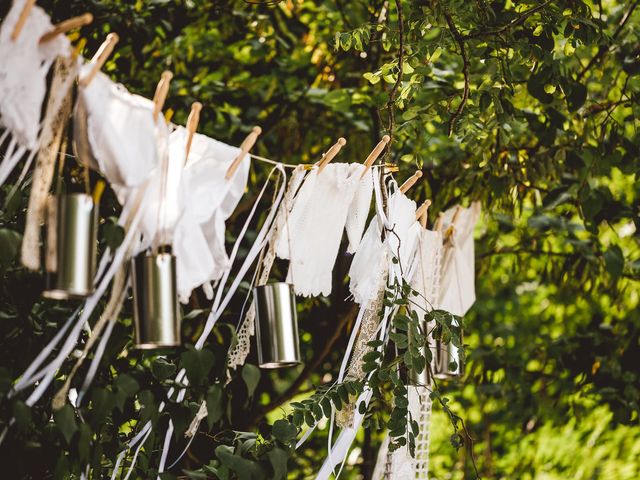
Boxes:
[443,10,469,137]
[386,0,405,145]
[480,248,575,259]
[464,0,553,39]
[577,0,639,80]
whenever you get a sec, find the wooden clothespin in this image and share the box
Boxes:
[226,126,262,180]
[152,71,173,122]
[434,213,444,231]
[416,199,432,228]
[444,205,463,239]
[185,102,202,161]
[399,170,423,194]
[40,13,93,43]
[79,33,119,87]
[317,137,347,174]
[361,135,390,179]
[11,0,36,42]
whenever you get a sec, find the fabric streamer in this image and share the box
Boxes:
[75,63,161,194]
[312,181,425,479]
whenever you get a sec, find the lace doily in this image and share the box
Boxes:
[336,273,387,429]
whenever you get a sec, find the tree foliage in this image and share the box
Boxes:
[0,0,639,478]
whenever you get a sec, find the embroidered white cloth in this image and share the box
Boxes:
[0,0,70,150]
[277,163,372,297]
[437,202,481,317]
[170,126,250,302]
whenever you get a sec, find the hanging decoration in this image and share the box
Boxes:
[0,0,72,186]
[254,282,302,368]
[0,3,486,478]
[226,165,307,374]
[21,53,78,271]
[43,192,99,299]
[131,249,181,348]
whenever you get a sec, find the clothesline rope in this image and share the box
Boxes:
[56,151,397,174]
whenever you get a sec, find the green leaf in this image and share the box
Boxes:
[13,400,31,431]
[267,447,289,480]
[152,358,177,381]
[390,332,408,348]
[215,445,266,480]
[54,404,78,444]
[206,384,224,428]
[78,423,92,463]
[103,218,125,250]
[0,228,21,269]
[604,245,624,280]
[363,72,380,85]
[272,419,298,443]
[566,81,587,112]
[242,364,261,398]
[321,396,332,417]
[181,348,215,385]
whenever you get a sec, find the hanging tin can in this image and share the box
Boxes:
[43,193,98,300]
[131,249,181,349]
[432,325,464,379]
[254,282,301,368]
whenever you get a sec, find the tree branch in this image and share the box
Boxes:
[577,0,639,80]
[386,0,405,145]
[464,0,553,39]
[444,10,469,137]
[480,248,576,259]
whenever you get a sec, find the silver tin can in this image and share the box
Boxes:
[43,193,97,299]
[131,250,181,349]
[254,282,301,368]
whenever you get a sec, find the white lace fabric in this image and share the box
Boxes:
[277,162,372,297]
[0,0,70,151]
[21,56,77,270]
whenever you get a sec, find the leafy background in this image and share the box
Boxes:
[0,0,639,478]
